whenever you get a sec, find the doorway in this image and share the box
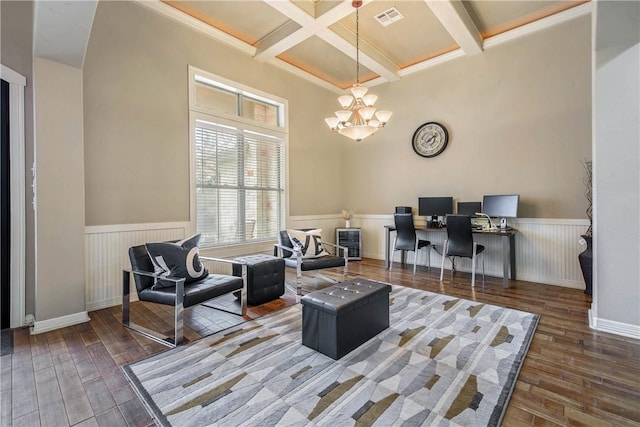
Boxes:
[1,79,10,329]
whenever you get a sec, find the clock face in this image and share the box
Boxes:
[412,122,448,158]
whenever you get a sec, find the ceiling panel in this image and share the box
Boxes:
[332,1,459,69]
[292,0,344,18]
[278,35,377,89]
[162,0,293,45]
[463,0,588,38]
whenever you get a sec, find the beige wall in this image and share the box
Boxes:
[84,3,591,227]
[33,57,86,321]
[593,1,640,329]
[1,1,594,326]
[83,1,345,225]
[343,16,592,219]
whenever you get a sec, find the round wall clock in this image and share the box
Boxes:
[412,122,449,158]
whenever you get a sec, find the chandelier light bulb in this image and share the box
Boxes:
[338,95,354,109]
[350,84,368,100]
[375,110,392,125]
[359,106,376,121]
[325,117,339,129]
[335,110,352,123]
[363,94,378,107]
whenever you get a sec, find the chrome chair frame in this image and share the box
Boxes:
[122,256,247,348]
[274,240,348,295]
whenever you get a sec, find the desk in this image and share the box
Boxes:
[384,225,517,288]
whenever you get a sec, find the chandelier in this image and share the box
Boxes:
[324,0,392,142]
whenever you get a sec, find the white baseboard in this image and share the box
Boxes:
[25,314,35,326]
[516,274,585,289]
[31,311,91,335]
[86,295,138,312]
[589,309,640,339]
[362,251,586,290]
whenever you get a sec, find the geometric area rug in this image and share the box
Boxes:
[123,283,539,427]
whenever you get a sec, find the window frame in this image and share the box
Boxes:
[188,66,289,248]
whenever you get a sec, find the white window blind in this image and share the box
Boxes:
[195,120,285,247]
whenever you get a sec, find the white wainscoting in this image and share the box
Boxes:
[84,218,341,311]
[85,223,190,311]
[84,215,587,311]
[349,215,589,289]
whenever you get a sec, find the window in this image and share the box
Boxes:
[190,67,287,247]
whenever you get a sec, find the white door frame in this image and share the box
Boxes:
[1,64,27,328]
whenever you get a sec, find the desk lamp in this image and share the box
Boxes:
[475,212,497,230]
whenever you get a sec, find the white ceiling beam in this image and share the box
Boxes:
[256,0,354,62]
[399,2,592,79]
[315,0,360,26]
[254,21,308,61]
[259,0,398,82]
[424,0,483,55]
[318,29,399,82]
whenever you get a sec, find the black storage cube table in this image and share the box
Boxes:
[300,279,391,360]
[232,254,285,305]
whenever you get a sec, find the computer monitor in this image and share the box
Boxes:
[482,194,519,229]
[457,201,481,217]
[418,197,453,227]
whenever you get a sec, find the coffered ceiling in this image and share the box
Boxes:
[39,0,590,92]
[141,0,590,92]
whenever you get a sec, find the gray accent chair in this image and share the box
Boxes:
[122,243,247,347]
[273,229,348,295]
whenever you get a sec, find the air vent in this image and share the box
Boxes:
[375,7,404,27]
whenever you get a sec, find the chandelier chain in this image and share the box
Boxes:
[356,5,360,84]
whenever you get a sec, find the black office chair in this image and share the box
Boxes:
[440,214,485,287]
[390,213,431,275]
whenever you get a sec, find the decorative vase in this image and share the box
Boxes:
[578,235,592,295]
[345,220,351,228]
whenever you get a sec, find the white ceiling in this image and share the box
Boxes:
[33,0,591,91]
[34,0,98,69]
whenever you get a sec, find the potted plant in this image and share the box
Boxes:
[579,160,593,295]
[341,210,353,228]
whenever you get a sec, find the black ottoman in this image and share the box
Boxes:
[300,279,392,360]
[232,255,285,305]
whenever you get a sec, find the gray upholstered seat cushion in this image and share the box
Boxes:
[284,256,345,271]
[137,274,243,307]
[129,242,243,308]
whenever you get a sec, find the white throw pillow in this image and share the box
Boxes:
[145,234,209,289]
[286,229,326,259]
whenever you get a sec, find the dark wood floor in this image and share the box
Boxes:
[2,259,639,426]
